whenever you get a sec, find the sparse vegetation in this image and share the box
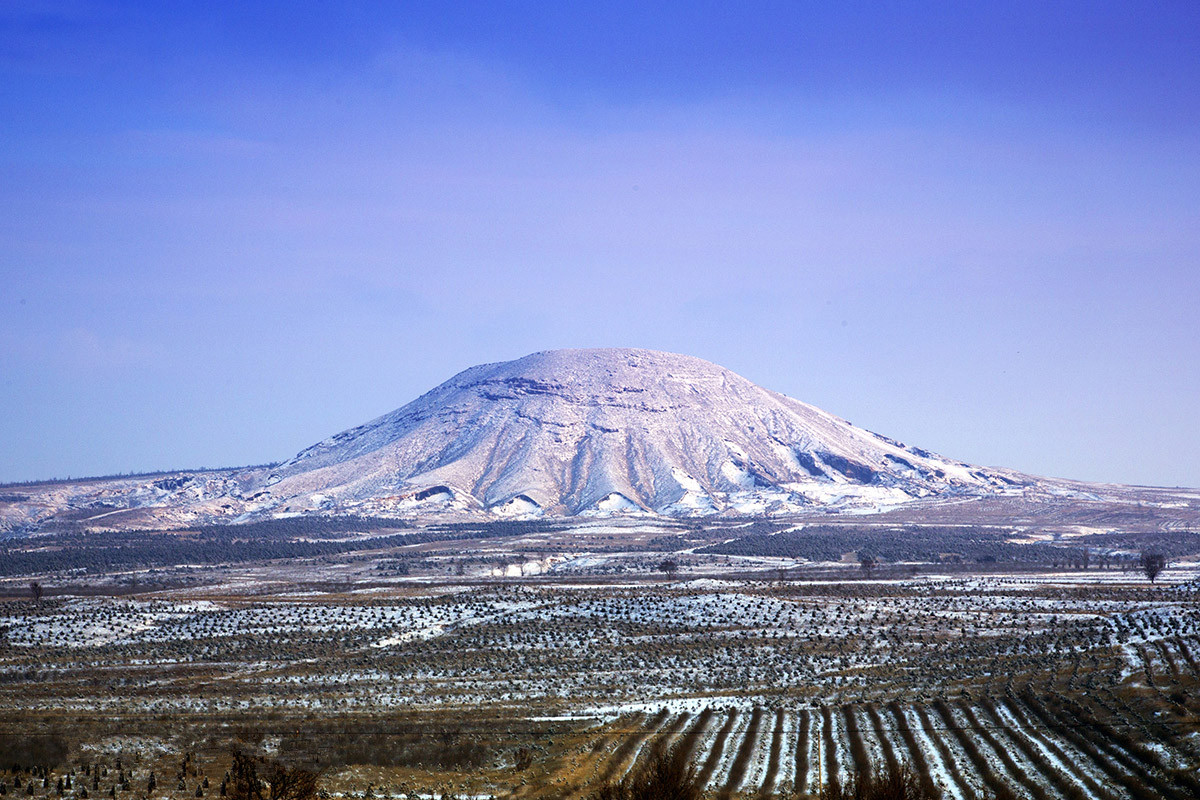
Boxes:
[589,744,701,800]
[0,516,1196,798]
[818,763,942,800]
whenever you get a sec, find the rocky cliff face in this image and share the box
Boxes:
[241,348,1028,517]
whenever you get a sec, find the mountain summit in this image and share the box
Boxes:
[247,348,1025,517]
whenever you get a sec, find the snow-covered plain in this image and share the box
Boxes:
[1,564,1197,798]
[3,570,1196,713]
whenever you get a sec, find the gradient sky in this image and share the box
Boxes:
[2,1,1199,486]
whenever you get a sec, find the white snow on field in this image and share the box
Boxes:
[828,709,852,789]
[955,704,1040,798]
[903,706,966,800]
[6,573,1196,728]
[0,598,219,648]
[870,711,907,780]
[792,712,818,795]
[690,710,727,779]
[80,735,172,756]
[774,712,798,796]
[741,711,775,794]
[0,593,547,650]
[939,705,996,799]
[1140,738,1188,771]
[991,700,1107,800]
[709,710,751,789]
[3,567,1197,800]
[853,706,886,775]
[584,698,729,718]
[614,713,674,783]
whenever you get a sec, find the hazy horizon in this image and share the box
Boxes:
[2,2,1198,487]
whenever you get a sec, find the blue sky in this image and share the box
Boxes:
[2,1,1198,486]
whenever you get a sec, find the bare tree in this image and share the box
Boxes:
[29,581,43,606]
[226,749,318,800]
[263,762,318,800]
[227,749,265,800]
[858,554,876,577]
[657,559,679,580]
[1140,551,1166,584]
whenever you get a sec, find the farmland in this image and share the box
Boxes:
[1,517,1198,797]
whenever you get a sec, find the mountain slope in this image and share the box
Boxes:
[9,347,1200,532]
[243,348,1028,517]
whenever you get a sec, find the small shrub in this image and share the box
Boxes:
[820,763,942,800]
[589,744,701,800]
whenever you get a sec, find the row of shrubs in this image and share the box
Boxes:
[590,745,941,800]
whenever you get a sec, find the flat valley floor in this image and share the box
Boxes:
[1,517,1198,798]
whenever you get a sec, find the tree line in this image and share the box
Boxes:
[695,524,1090,564]
[0,517,561,578]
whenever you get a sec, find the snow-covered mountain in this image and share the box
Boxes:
[238,348,1030,517]
[10,347,1200,532]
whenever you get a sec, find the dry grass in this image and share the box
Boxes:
[588,745,702,800]
[818,764,945,800]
